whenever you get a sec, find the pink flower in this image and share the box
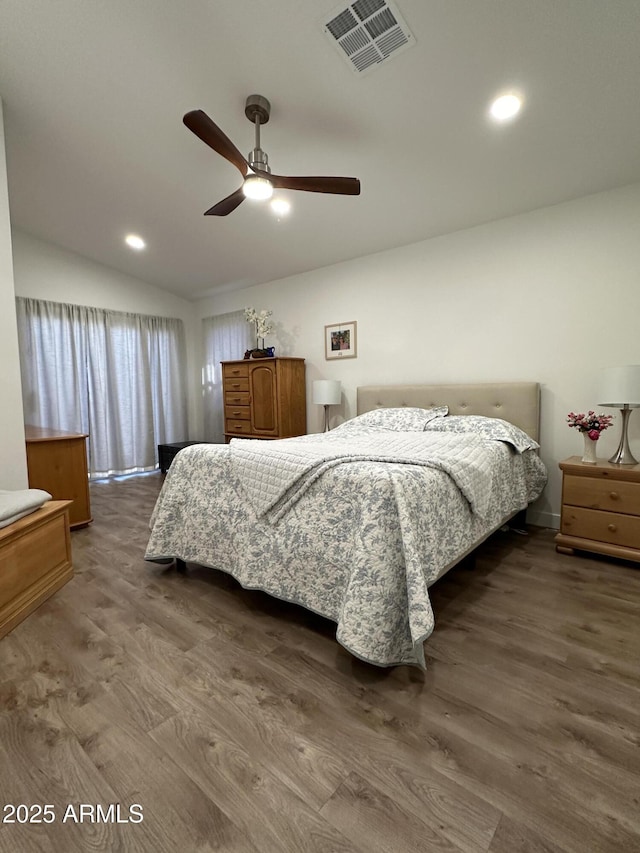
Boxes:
[566,410,614,435]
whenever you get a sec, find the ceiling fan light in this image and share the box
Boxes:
[243,175,273,200]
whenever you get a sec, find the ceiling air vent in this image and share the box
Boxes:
[323,0,415,75]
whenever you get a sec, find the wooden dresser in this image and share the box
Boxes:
[555,456,640,563]
[222,357,306,441]
[25,426,92,529]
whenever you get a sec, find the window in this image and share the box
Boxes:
[16,297,187,478]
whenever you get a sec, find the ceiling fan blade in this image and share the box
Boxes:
[204,187,246,216]
[266,173,361,195]
[183,110,248,178]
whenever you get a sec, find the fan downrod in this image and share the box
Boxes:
[245,94,270,126]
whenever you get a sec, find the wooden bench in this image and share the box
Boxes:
[0,500,73,639]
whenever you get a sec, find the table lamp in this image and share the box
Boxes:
[313,379,341,432]
[598,365,640,465]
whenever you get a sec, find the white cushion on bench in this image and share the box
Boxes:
[0,489,53,529]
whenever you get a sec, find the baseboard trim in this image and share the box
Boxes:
[527,509,560,530]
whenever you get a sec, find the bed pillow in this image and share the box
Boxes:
[424,414,539,452]
[332,406,449,434]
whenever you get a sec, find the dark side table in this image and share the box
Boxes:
[158,441,212,473]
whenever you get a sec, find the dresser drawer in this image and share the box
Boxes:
[225,419,252,436]
[224,404,251,421]
[223,377,249,393]
[222,363,249,380]
[560,506,640,549]
[224,391,250,407]
[563,475,640,517]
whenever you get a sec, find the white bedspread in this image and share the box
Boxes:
[146,423,546,669]
[230,431,494,521]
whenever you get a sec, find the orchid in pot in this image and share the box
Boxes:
[567,410,614,463]
[244,307,274,356]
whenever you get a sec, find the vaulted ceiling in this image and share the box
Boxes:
[1,1,639,300]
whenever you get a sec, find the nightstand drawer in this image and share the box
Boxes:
[225,419,252,435]
[224,405,251,421]
[561,506,640,549]
[563,475,640,517]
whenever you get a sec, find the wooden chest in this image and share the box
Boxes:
[0,501,73,639]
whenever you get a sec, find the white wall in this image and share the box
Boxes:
[0,99,28,489]
[9,179,640,526]
[196,182,640,528]
[12,229,200,438]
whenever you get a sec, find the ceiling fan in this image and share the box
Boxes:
[183,95,361,216]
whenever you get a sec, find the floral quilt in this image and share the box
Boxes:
[145,413,546,669]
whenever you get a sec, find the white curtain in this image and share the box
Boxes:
[16,297,187,478]
[202,310,252,443]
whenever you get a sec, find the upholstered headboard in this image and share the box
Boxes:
[357,382,541,442]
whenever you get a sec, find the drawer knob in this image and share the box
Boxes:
[608,523,617,532]
[609,491,619,500]
[233,411,241,416]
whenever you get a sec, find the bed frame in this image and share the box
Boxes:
[357,382,540,443]
[166,381,544,663]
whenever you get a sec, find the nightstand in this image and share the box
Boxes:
[555,456,640,563]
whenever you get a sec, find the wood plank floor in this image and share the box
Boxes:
[0,472,638,853]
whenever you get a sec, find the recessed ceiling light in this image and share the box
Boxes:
[270,198,290,217]
[489,93,523,123]
[125,234,146,250]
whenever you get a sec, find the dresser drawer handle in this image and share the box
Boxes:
[609,491,619,501]
[232,410,241,416]
[231,382,240,388]
[608,523,617,532]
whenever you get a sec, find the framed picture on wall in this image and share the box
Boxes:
[325,321,357,360]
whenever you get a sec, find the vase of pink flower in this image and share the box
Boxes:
[567,411,614,463]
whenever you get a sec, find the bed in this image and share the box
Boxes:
[145,382,546,668]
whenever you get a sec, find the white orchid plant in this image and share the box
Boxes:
[244,307,273,347]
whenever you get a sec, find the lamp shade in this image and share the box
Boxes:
[598,365,640,408]
[312,379,341,406]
